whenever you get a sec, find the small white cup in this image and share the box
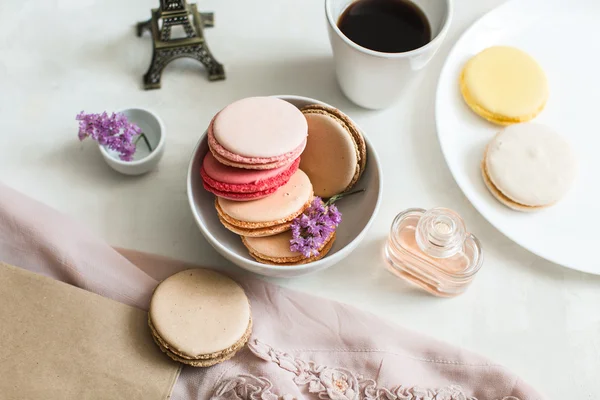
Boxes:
[325,0,452,110]
[99,108,166,176]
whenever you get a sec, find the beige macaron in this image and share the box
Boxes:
[216,169,314,237]
[482,123,577,212]
[149,269,252,367]
[242,230,336,265]
[300,105,367,198]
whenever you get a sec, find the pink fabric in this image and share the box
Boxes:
[0,182,544,400]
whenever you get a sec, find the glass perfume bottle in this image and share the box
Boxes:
[384,208,483,297]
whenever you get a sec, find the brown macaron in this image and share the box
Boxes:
[216,169,314,237]
[149,269,252,367]
[242,230,336,265]
[300,104,367,198]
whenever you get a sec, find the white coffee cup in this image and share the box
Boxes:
[325,0,453,110]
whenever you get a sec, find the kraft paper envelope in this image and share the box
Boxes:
[0,263,180,400]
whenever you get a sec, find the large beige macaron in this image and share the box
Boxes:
[149,269,252,367]
[216,169,314,237]
[300,105,367,198]
[242,230,336,265]
[482,123,577,211]
[460,46,548,125]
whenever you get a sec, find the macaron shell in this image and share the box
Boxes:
[208,128,306,170]
[480,159,545,212]
[300,105,367,197]
[201,154,301,196]
[150,335,230,367]
[460,77,525,125]
[217,215,292,237]
[202,181,276,201]
[149,317,252,367]
[149,314,252,361]
[202,152,297,186]
[243,230,301,259]
[460,46,548,123]
[242,231,336,265]
[209,147,294,170]
[213,97,308,158]
[217,169,313,224]
[216,198,300,230]
[485,124,577,206]
[151,339,237,367]
[149,269,251,358]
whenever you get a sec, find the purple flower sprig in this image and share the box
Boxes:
[290,189,365,258]
[76,111,151,162]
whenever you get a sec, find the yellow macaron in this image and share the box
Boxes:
[460,46,548,125]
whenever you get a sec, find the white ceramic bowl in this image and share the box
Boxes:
[99,108,166,176]
[186,95,382,278]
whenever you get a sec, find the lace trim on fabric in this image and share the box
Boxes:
[211,339,521,400]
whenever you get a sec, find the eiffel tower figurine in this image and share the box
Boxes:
[137,0,225,89]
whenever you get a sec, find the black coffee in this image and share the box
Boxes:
[337,0,431,53]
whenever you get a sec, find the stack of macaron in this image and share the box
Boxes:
[200,96,367,265]
[202,96,307,200]
[460,45,577,211]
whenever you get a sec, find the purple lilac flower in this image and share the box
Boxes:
[289,197,342,258]
[76,111,142,161]
[289,189,365,257]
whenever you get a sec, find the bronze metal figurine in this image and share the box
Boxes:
[137,0,225,89]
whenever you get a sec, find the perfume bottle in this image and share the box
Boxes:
[384,208,483,297]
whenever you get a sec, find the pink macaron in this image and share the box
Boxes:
[207,97,308,170]
[201,152,301,201]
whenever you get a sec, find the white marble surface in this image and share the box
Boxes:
[0,0,598,398]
